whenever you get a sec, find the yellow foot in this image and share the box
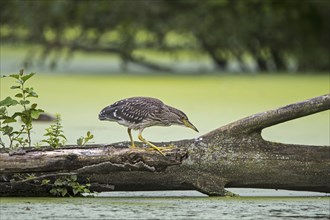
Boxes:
[149,146,166,157]
[129,143,165,156]
[137,134,167,156]
[129,142,136,148]
[146,145,177,156]
[146,145,176,151]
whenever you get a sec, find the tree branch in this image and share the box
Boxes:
[204,94,330,137]
[0,95,329,196]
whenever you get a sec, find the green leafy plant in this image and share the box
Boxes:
[43,175,91,197]
[42,114,67,148]
[77,131,94,146]
[10,173,90,197]
[0,69,44,148]
[1,70,95,197]
[0,98,25,148]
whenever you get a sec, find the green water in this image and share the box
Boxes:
[1,196,329,219]
[1,74,329,145]
[1,73,329,219]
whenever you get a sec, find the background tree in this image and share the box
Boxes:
[1,0,329,72]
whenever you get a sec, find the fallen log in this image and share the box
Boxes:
[1,94,329,196]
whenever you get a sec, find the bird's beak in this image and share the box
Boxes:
[182,119,199,132]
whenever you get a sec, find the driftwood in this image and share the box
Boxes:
[0,94,329,196]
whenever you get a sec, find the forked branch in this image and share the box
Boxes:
[205,94,330,137]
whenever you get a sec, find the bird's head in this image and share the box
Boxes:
[165,106,199,132]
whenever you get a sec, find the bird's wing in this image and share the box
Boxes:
[117,98,162,123]
[99,97,163,123]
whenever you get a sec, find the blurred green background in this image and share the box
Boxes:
[1,0,329,73]
[1,0,329,146]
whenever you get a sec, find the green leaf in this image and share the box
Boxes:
[15,93,23,98]
[73,188,79,195]
[0,97,19,107]
[37,109,44,114]
[27,92,38,98]
[31,109,41,119]
[12,112,22,118]
[61,188,68,197]
[21,73,35,82]
[26,88,38,98]
[3,118,17,123]
[70,175,77,181]
[10,85,20,89]
[49,188,57,196]
[77,137,83,145]
[20,100,30,105]
[41,179,50,186]
[54,178,64,186]
[44,132,52,136]
[41,140,50,145]
[0,115,11,120]
[31,103,37,109]
[59,134,67,140]
[1,126,14,135]
[21,116,32,125]
[9,74,20,79]
[0,107,6,115]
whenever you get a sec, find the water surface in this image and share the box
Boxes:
[1,195,329,220]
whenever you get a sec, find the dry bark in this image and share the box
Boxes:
[0,94,329,196]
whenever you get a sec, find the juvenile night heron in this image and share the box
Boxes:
[99,97,198,156]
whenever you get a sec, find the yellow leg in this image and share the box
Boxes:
[127,128,136,148]
[138,133,165,157]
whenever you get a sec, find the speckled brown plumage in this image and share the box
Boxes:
[99,97,198,156]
